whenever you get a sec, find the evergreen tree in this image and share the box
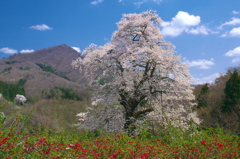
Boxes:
[197,83,209,108]
[222,70,240,113]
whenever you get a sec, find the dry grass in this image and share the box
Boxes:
[1,99,89,132]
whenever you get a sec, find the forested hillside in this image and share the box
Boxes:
[194,67,240,132]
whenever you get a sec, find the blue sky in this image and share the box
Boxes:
[0,0,240,84]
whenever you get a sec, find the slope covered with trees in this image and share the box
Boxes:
[195,67,240,133]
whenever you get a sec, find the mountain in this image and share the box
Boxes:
[0,44,88,99]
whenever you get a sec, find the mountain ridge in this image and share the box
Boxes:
[0,44,88,99]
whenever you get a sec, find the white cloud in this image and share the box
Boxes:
[229,27,240,37]
[20,49,34,54]
[153,0,162,3]
[187,58,215,69]
[232,10,240,15]
[225,46,240,63]
[71,46,81,53]
[193,73,220,85]
[185,25,210,35]
[30,24,52,31]
[133,0,163,7]
[220,27,240,37]
[161,11,201,37]
[220,32,228,37]
[225,46,240,56]
[134,1,144,7]
[0,47,18,54]
[218,17,240,29]
[91,0,103,5]
[218,17,240,37]
[232,57,240,63]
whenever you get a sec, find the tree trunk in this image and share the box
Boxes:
[120,95,148,136]
[124,112,136,136]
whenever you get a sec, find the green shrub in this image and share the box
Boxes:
[0,80,26,102]
[5,61,18,65]
[43,87,82,101]
[36,63,55,74]
[2,67,12,73]
[19,67,31,70]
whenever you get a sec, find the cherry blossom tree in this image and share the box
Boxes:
[72,11,199,134]
[15,94,27,105]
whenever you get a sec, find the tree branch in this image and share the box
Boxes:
[134,107,154,119]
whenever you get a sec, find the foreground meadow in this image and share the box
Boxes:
[1,113,239,159]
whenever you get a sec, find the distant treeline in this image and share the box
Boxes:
[42,87,82,101]
[195,67,240,133]
[0,80,26,101]
[36,63,70,80]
